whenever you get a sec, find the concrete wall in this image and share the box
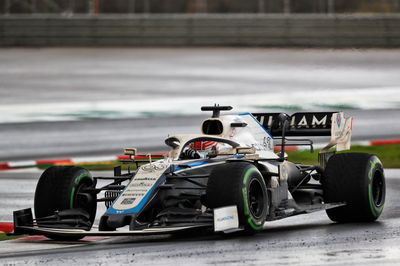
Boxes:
[1,14,400,47]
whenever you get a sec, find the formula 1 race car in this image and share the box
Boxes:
[12,105,386,240]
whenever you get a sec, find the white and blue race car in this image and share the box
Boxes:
[12,105,386,240]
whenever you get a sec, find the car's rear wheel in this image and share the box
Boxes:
[34,166,97,240]
[322,153,385,222]
[205,162,268,233]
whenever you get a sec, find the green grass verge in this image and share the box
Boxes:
[35,145,400,171]
[287,144,400,168]
[0,233,24,241]
[37,160,147,171]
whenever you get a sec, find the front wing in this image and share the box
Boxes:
[12,224,211,238]
[10,201,346,238]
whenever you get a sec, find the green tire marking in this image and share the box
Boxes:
[70,172,92,209]
[242,168,258,216]
[368,158,378,180]
[74,172,92,185]
[70,187,76,209]
[243,168,256,185]
[368,183,382,218]
[242,167,266,229]
[247,217,263,231]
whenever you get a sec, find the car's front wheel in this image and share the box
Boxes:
[34,166,97,240]
[205,162,268,233]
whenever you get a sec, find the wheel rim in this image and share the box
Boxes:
[75,182,96,220]
[248,179,265,219]
[372,172,384,207]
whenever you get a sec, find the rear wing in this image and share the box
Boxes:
[252,112,353,152]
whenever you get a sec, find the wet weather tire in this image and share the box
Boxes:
[34,166,97,240]
[206,162,268,233]
[323,153,385,222]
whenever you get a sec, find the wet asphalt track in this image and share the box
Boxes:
[0,169,400,265]
[1,48,400,105]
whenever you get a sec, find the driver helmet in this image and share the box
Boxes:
[189,141,218,152]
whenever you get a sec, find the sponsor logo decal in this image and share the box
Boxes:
[107,160,169,214]
[214,206,239,232]
[291,115,328,129]
[217,215,234,222]
[256,113,331,129]
[121,198,136,205]
[263,136,273,150]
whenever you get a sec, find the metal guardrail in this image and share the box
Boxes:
[2,0,400,15]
